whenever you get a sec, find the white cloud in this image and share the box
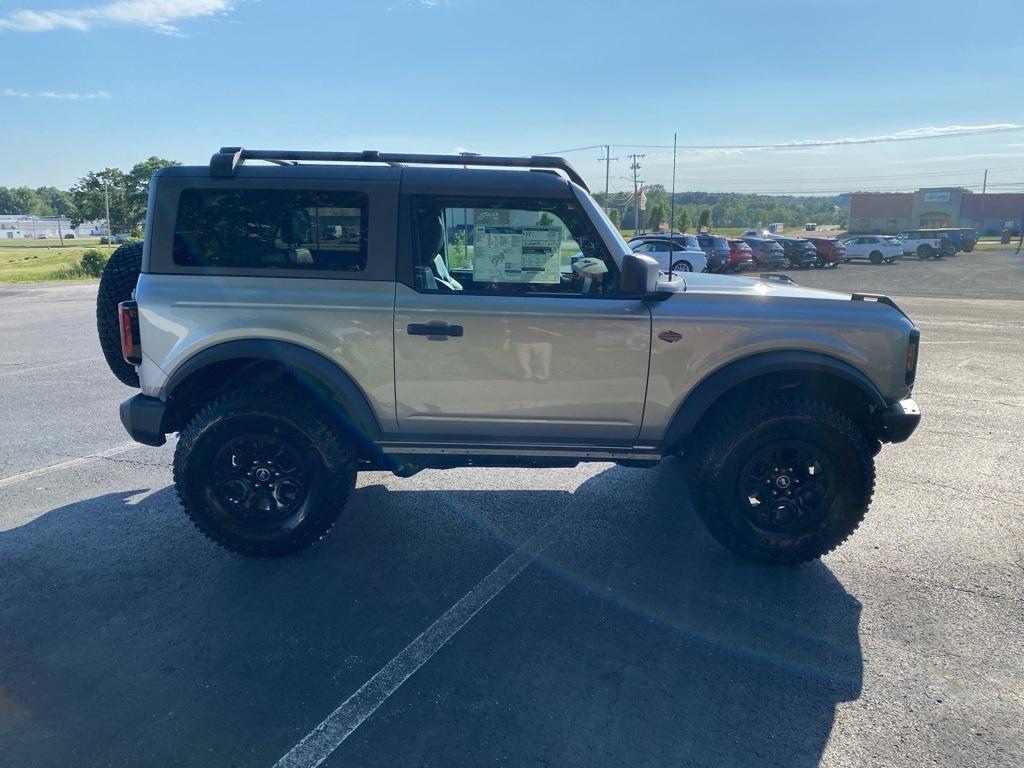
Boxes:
[4,87,111,99]
[0,0,233,35]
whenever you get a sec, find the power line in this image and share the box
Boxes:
[544,125,1024,154]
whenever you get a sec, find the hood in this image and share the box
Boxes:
[660,271,851,301]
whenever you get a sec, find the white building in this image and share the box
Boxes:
[0,214,104,238]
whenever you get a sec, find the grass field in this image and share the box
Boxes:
[0,238,111,282]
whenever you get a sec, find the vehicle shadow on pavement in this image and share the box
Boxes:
[337,461,864,767]
[0,464,862,768]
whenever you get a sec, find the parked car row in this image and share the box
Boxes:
[629,225,978,274]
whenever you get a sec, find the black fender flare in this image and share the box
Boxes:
[660,350,887,451]
[162,339,383,441]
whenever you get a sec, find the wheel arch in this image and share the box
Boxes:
[661,350,887,452]
[161,339,383,448]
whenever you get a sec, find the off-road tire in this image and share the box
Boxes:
[688,397,875,564]
[96,242,143,387]
[917,244,933,260]
[173,389,357,557]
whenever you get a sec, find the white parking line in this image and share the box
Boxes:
[273,508,572,768]
[0,442,141,488]
[0,357,98,378]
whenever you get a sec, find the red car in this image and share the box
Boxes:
[807,237,847,267]
[726,239,755,271]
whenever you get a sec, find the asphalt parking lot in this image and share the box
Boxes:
[2,250,1023,768]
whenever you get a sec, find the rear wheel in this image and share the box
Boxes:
[917,244,933,260]
[869,251,883,264]
[96,242,143,387]
[688,397,875,564]
[671,260,693,273]
[173,389,356,557]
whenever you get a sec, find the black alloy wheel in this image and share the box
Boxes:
[174,389,356,556]
[737,440,837,537]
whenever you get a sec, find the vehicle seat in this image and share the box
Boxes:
[417,213,461,291]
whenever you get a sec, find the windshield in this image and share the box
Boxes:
[572,183,631,258]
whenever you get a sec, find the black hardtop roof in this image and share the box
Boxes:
[157,163,576,197]
[151,148,589,193]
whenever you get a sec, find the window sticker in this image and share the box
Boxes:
[472,225,562,284]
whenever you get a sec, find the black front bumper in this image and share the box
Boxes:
[119,394,168,447]
[880,397,921,443]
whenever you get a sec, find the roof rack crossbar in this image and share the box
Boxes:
[208,147,589,191]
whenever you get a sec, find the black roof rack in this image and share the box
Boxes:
[208,147,589,191]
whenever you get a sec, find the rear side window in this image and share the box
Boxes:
[173,188,368,272]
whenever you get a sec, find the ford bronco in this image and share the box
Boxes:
[98,148,921,564]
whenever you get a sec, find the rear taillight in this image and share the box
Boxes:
[905,328,920,386]
[118,300,141,366]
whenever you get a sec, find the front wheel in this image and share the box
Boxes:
[688,398,875,564]
[671,260,693,273]
[869,251,883,264]
[173,389,356,556]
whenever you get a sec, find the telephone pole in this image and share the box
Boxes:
[669,133,678,234]
[596,145,618,213]
[628,153,645,233]
[980,169,988,230]
[104,178,113,251]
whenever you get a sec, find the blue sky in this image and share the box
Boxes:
[2,0,1024,194]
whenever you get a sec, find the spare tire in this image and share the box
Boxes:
[96,242,143,388]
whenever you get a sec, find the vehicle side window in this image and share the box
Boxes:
[173,188,368,272]
[411,197,620,297]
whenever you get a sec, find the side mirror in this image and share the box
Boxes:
[620,252,660,296]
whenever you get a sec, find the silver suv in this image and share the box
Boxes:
[99,147,921,564]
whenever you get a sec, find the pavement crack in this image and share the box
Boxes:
[892,477,1024,510]
[874,563,1021,605]
[915,390,1023,409]
[97,456,169,470]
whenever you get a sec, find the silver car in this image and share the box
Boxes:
[100,147,921,565]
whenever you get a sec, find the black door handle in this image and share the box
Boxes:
[407,322,463,338]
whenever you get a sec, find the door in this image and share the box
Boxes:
[394,195,652,442]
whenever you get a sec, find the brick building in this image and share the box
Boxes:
[849,188,1024,235]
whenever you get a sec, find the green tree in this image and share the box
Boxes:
[676,208,691,233]
[70,168,130,230]
[69,157,179,233]
[0,187,44,216]
[698,208,712,231]
[647,202,666,231]
[608,208,620,228]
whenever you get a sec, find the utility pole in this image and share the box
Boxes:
[628,153,644,233]
[979,169,988,232]
[104,177,113,251]
[596,145,618,213]
[669,132,678,234]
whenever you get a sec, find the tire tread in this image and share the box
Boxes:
[95,242,143,388]
[688,397,875,564]
[173,388,356,557]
